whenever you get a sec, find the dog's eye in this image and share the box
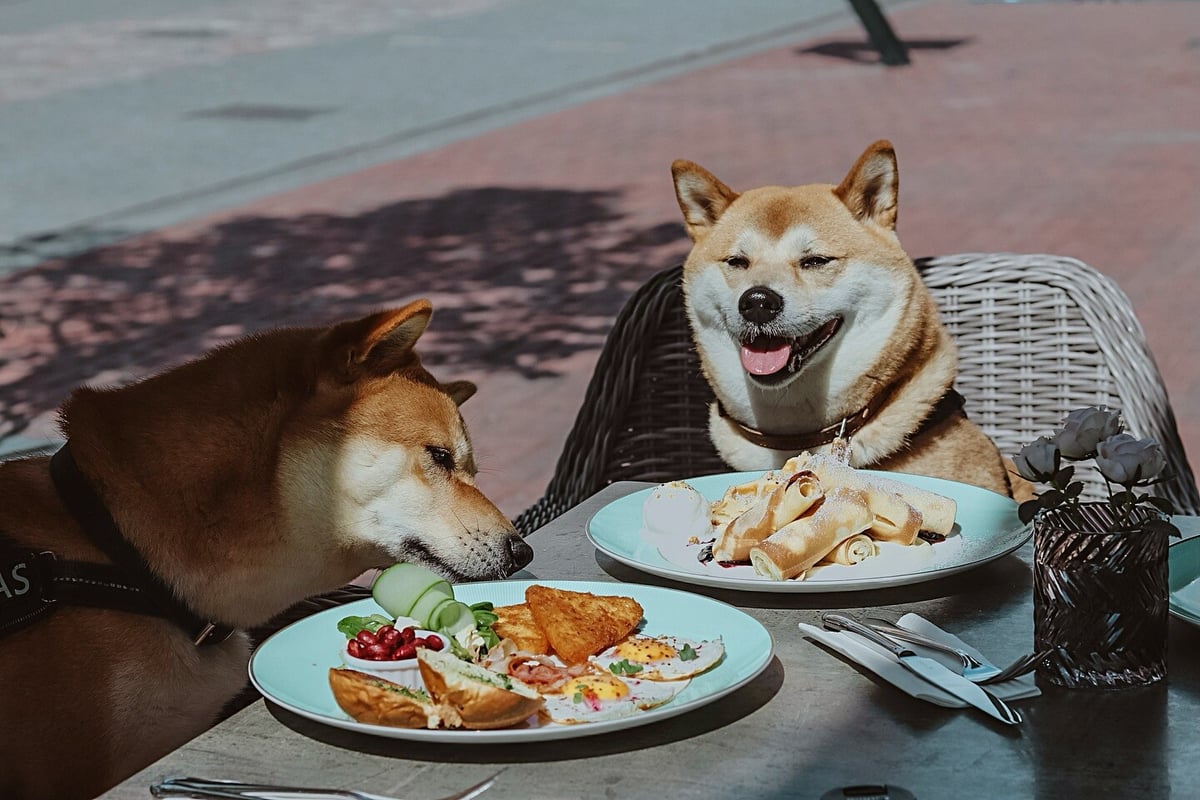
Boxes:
[798,255,834,269]
[723,255,749,269]
[425,446,455,472]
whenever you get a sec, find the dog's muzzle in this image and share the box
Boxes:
[738,286,784,324]
[506,534,534,572]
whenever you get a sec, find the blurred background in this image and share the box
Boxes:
[1,0,1198,519]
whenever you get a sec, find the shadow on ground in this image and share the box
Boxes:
[798,37,970,64]
[0,186,688,442]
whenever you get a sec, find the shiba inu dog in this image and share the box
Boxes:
[0,300,533,800]
[671,140,1011,495]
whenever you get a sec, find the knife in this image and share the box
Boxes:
[820,612,1022,725]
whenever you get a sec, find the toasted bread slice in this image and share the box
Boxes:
[492,603,551,654]
[524,585,644,665]
[416,648,544,730]
[328,668,448,729]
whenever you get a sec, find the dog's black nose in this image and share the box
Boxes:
[739,286,784,324]
[506,534,534,570]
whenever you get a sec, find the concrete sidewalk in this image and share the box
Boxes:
[1,0,1198,520]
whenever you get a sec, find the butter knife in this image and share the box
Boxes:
[821,612,1022,725]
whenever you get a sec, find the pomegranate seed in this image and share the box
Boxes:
[347,640,363,658]
[423,636,445,652]
[376,624,395,638]
[355,630,377,646]
[399,626,417,643]
[395,643,417,660]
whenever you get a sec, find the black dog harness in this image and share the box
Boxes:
[0,443,233,645]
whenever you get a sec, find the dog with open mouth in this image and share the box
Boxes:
[0,300,533,800]
[671,140,1011,495]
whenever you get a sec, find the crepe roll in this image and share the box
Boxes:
[712,471,823,562]
[861,489,922,546]
[784,452,957,535]
[748,488,873,581]
[710,470,785,527]
[818,533,878,566]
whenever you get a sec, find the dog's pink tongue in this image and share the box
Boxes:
[740,339,791,375]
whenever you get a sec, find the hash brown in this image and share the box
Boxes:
[491,603,550,654]
[524,585,644,664]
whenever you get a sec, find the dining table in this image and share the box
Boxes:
[100,480,1200,800]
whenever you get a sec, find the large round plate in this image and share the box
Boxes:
[249,579,773,742]
[586,471,1031,593]
[1169,536,1200,626]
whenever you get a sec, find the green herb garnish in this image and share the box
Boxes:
[608,658,644,675]
[678,643,699,661]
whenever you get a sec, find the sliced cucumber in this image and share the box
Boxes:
[433,599,476,635]
[371,562,452,619]
[409,584,456,627]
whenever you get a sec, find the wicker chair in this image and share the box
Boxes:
[513,252,1200,534]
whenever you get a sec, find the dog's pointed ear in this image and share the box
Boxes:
[672,160,739,241]
[323,300,433,380]
[834,140,899,230]
[441,380,477,406]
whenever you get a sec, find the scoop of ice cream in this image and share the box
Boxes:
[642,481,712,540]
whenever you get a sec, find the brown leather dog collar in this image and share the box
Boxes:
[717,386,966,453]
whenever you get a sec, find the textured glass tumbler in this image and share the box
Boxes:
[1033,504,1169,689]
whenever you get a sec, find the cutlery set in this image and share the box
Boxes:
[819,612,1045,726]
[150,773,499,800]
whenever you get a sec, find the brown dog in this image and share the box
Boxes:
[0,300,532,799]
[671,140,1011,495]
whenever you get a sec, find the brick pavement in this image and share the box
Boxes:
[2,0,1198,519]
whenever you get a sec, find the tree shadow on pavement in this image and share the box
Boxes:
[0,186,689,442]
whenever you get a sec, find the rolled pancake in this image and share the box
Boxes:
[818,533,878,566]
[748,487,873,581]
[710,470,785,527]
[712,471,823,562]
[783,452,957,535]
[860,490,922,545]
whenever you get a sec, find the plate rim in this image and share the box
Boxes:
[585,470,1031,593]
[1168,535,1200,624]
[249,579,775,743]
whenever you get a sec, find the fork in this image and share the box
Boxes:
[863,617,1047,685]
[150,772,499,800]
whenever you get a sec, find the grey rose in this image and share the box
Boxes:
[1055,406,1123,459]
[1095,433,1167,485]
[1014,436,1059,481]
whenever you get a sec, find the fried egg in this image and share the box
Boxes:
[539,670,684,724]
[592,634,724,681]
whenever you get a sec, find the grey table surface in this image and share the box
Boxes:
[102,482,1200,800]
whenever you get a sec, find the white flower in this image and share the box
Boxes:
[1055,407,1123,459]
[1095,434,1167,485]
[1014,436,1059,481]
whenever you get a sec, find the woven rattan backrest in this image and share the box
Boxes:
[918,253,1198,513]
[514,253,1199,534]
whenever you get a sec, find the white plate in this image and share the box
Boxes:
[249,580,773,742]
[586,471,1031,593]
[1169,536,1200,626]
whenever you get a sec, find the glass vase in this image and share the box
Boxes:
[1032,503,1169,689]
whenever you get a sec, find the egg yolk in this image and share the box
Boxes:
[612,637,677,663]
[567,674,630,700]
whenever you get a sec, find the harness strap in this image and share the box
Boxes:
[43,443,233,645]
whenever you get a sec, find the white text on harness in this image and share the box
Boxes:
[0,561,31,599]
